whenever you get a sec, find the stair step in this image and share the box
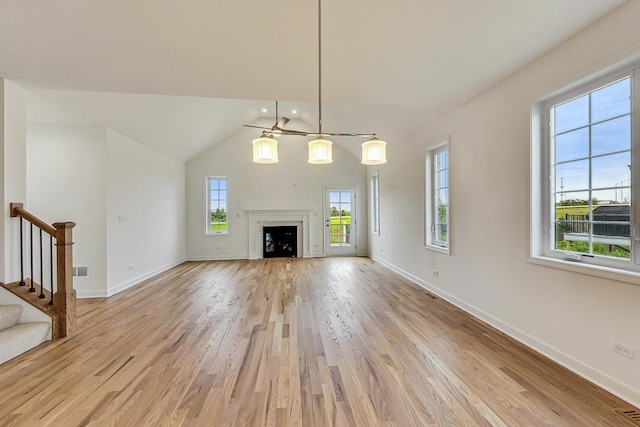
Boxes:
[0,322,50,365]
[0,304,23,332]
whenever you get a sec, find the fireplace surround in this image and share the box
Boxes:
[247,210,311,259]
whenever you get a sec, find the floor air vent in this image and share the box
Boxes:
[615,408,640,426]
[72,266,89,278]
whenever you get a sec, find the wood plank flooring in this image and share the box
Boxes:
[0,258,637,426]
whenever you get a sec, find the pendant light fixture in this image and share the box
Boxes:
[307,0,333,164]
[246,0,387,165]
[361,136,387,165]
[252,133,278,164]
[308,137,332,164]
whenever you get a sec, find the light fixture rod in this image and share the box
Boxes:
[318,0,323,136]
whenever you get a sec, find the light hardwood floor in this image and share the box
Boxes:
[0,258,637,426]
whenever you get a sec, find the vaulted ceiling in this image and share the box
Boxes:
[0,0,628,161]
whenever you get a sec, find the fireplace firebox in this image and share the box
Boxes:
[263,226,297,258]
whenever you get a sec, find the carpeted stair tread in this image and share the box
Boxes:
[0,322,50,365]
[0,304,22,332]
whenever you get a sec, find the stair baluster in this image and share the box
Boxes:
[49,236,54,305]
[29,224,35,293]
[19,217,25,287]
[39,229,45,300]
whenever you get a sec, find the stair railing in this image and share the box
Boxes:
[9,203,76,339]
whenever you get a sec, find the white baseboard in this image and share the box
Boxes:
[75,289,108,298]
[187,253,329,261]
[76,259,186,299]
[186,255,247,261]
[369,254,640,409]
[109,258,187,297]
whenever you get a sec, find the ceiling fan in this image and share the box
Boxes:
[244,101,379,138]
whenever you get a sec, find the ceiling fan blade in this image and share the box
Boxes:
[275,117,290,129]
[243,124,273,130]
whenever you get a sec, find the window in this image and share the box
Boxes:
[206,176,228,234]
[532,61,640,278]
[426,139,450,253]
[370,172,380,235]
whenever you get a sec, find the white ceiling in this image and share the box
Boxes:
[0,0,629,161]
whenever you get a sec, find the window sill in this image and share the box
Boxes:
[528,255,640,286]
[205,232,229,237]
[425,244,450,255]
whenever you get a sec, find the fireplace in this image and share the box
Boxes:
[263,226,297,258]
[246,210,311,259]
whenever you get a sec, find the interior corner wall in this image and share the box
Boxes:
[3,81,27,284]
[27,125,108,297]
[371,1,640,407]
[106,129,186,295]
[186,122,367,260]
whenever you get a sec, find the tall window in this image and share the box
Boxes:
[370,172,380,235]
[426,139,450,253]
[532,62,640,277]
[553,78,631,259]
[207,177,228,235]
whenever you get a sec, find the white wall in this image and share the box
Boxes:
[27,125,186,298]
[370,1,640,407]
[3,81,28,283]
[186,121,367,260]
[106,129,186,295]
[27,125,108,296]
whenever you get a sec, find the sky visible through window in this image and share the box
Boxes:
[553,78,631,204]
[210,178,227,213]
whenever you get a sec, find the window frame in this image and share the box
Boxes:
[205,176,229,235]
[370,171,380,235]
[531,59,640,283]
[425,138,450,254]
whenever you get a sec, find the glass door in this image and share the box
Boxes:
[325,188,356,256]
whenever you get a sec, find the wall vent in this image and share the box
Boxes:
[72,266,89,278]
[615,408,640,426]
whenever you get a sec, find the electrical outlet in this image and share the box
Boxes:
[128,264,134,271]
[432,269,439,277]
[612,341,635,359]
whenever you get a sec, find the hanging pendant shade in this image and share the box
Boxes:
[252,134,279,164]
[308,137,333,164]
[361,136,387,165]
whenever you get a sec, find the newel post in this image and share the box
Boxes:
[53,221,76,339]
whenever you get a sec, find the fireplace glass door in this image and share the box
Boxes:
[263,226,297,258]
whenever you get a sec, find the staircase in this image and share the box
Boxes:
[0,304,50,364]
[0,203,76,363]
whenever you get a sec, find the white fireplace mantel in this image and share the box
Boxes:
[246,210,311,259]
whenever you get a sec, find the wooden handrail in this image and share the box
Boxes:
[10,203,56,236]
[9,202,76,339]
